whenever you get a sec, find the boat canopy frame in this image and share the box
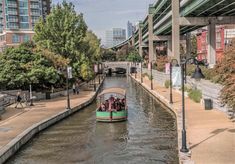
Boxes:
[97,87,126,97]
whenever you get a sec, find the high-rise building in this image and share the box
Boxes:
[0,0,51,51]
[113,28,126,46]
[105,28,126,48]
[127,21,135,38]
[105,30,113,48]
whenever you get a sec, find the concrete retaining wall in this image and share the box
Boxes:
[0,79,105,164]
[139,68,229,112]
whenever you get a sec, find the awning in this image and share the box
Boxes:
[98,87,126,97]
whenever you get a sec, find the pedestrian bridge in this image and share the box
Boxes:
[103,62,129,70]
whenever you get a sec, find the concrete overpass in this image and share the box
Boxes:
[111,0,235,67]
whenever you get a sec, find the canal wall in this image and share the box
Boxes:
[129,75,191,164]
[0,79,105,164]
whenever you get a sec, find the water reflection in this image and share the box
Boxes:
[7,76,178,164]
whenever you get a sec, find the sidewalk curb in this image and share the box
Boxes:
[0,78,105,164]
[130,75,193,164]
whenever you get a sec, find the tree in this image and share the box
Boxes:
[80,31,101,62]
[127,50,143,63]
[101,48,117,61]
[116,45,129,61]
[191,35,197,58]
[33,1,87,62]
[215,42,235,111]
[0,44,61,90]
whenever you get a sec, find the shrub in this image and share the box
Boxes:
[152,56,168,72]
[142,73,148,77]
[217,43,235,110]
[179,85,191,92]
[148,75,153,80]
[186,64,216,82]
[188,89,202,103]
[165,80,171,88]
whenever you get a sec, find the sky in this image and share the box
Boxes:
[52,0,156,44]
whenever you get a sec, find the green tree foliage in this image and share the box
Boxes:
[80,60,94,81]
[0,1,102,90]
[33,1,87,61]
[80,31,101,62]
[72,30,101,79]
[33,1,101,81]
[101,48,117,61]
[191,35,198,58]
[127,50,143,63]
[0,44,60,90]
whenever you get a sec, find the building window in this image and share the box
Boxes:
[31,16,39,23]
[216,32,221,48]
[20,16,29,22]
[19,1,28,8]
[19,9,28,15]
[23,34,30,42]
[12,34,20,43]
[8,15,18,22]
[8,22,19,29]
[20,23,29,29]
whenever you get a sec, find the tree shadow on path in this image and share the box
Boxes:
[190,128,228,150]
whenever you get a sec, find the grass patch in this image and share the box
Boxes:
[188,89,202,103]
[164,80,171,88]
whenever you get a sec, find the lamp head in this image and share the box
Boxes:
[191,65,205,81]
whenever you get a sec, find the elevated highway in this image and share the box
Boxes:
[112,0,235,67]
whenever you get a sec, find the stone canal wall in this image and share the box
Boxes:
[129,75,181,164]
[0,79,104,164]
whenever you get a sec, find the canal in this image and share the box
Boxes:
[7,77,178,164]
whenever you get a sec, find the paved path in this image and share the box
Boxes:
[132,74,235,164]
[0,78,102,152]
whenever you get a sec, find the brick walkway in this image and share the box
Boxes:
[0,79,101,151]
[132,74,235,164]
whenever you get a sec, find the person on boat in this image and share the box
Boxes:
[109,95,114,102]
[121,98,126,109]
[101,103,106,111]
[116,99,123,111]
[105,100,109,110]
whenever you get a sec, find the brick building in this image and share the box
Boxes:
[0,0,50,51]
[197,25,235,62]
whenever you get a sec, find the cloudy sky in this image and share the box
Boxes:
[52,0,155,44]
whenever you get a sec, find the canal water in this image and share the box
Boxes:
[7,77,178,164]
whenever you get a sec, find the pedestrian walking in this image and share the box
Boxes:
[72,83,76,95]
[76,83,79,94]
[15,92,23,108]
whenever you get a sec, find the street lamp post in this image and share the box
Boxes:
[140,62,143,83]
[180,58,205,153]
[94,76,96,91]
[150,62,153,90]
[169,59,179,104]
[98,63,101,84]
[134,62,137,78]
[94,63,98,91]
[66,66,71,110]
[29,84,34,106]
[98,73,101,84]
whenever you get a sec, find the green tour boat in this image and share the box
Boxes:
[96,87,128,122]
